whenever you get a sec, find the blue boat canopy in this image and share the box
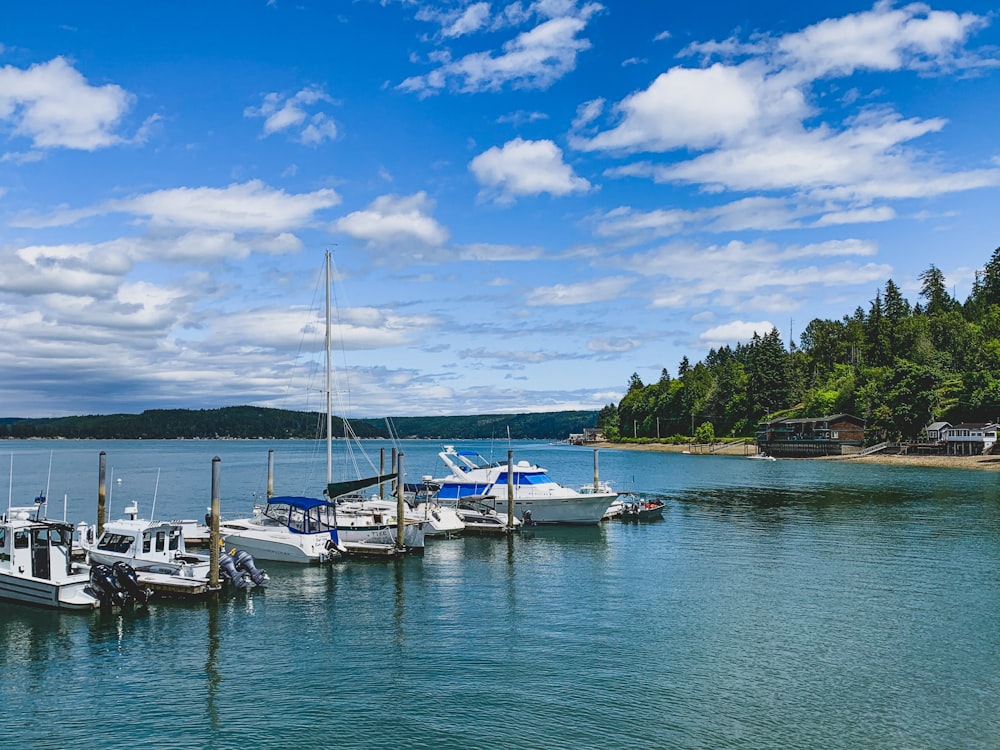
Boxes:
[266,495,331,511]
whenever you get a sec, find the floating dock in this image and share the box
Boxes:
[135,571,221,598]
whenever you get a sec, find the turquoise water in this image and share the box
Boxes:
[1,440,999,749]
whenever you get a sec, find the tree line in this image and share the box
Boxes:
[598,246,1000,445]
[0,407,599,441]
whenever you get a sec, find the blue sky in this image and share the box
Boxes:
[1,1,998,419]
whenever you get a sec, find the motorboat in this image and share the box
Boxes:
[80,502,268,588]
[340,492,456,541]
[748,452,777,461]
[403,480,467,537]
[221,495,346,564]
[618,494,666,521]
[1,496,100,610]
[431,446,617,525]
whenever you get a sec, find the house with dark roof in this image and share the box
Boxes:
[942,422,998,455]
[755,414,865,457]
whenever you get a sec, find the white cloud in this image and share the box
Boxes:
[441,2,491,37]
[244,86,338,144]
[524,275,633,306]
[0,56,133,150]
[334,192,450,247]
[576,3,998,206]
[399,4,602,94]
[470,138,591,203]
[18,180,341,234]
[699,320,776,348]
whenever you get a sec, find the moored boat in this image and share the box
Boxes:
[432,446,616,525]
[1,496,100,610]
[81,501,268,588]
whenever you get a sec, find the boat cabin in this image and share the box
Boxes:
[1,504,77,582]
[263,496,339,534]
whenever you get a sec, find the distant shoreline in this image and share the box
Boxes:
[589,440,1000,472]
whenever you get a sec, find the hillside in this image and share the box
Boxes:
[0,407,598,441]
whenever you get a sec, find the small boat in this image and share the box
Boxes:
[221,496,346,564]
[1,496,100,610]
[432,446,617,525]
[81,502,269,589]
[748,452,777,461]
[618,495,665,521]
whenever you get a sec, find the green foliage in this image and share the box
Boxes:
[606,245,1000,442]
[693,421,715,443]
[1,407,599,441]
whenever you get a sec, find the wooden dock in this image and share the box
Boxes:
[135,571,221,598]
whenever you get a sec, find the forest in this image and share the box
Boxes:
[0,407,598,441]
[598,246,1000,445]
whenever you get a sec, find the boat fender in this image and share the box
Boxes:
[232,549,269,587]
[218,548,248,589]
[112,561,152,605]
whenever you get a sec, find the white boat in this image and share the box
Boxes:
[748,452,777,461]
[432,446,617,525]
[221,495,348,564]
[1,497,99,610]
[339,493,452,541]
[402,480,466,537]
[81,502,268,587]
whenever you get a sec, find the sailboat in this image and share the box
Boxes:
[222,251,424,559]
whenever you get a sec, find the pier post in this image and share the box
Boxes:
[396,452,406,551]
[210,456,221,588]
[507,449,514,529]
[97,450,107,536]
[380,448,386,500]
[593,448,599,492]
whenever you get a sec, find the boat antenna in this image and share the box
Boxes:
[7,454,12,518]
[45,450,53,505]
[149,468,161,521]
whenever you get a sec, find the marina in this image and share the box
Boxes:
[1,438,999,749]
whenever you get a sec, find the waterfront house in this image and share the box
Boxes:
[755,414,865,457]
[942,422,998,456]
[924,422,951,442]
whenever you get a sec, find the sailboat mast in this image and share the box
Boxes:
[325,250,333,486]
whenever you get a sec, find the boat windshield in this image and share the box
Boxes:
[265,501,338,534]
[496,472,555,486]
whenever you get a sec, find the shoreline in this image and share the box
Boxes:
[588,440,1000,472]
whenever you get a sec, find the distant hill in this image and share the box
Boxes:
[0,406,598,441]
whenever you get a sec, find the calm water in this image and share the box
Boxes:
[1,440,999,749]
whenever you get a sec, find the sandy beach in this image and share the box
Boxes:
[589,440,1000,472]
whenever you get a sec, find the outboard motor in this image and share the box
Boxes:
[89,564,127,609]
[231,549,269,587]
[113,561,152,605]
[218,548,248,589]
[522,509,535,526]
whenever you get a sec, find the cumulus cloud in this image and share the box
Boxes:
[0,56,134,150]
[576,3,1000,206]
[700,320,776,349]
[400,2,603,94]
[244,86,339,144]
[470,138,591,203]
[334,192,450,247]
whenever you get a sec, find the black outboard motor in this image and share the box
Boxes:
[113,561,152,605]
[89,564,127,609]
[522,509,535,526]
[232,549,269,587]
[218,548,248,589]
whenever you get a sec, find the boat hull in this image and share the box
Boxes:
[0,572,98,611]
[221,523,337,564]
[492,492,617,525]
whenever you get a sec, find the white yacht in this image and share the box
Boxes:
[1,498,99,610]
[432,446,617,525]
[221,495,346,564]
